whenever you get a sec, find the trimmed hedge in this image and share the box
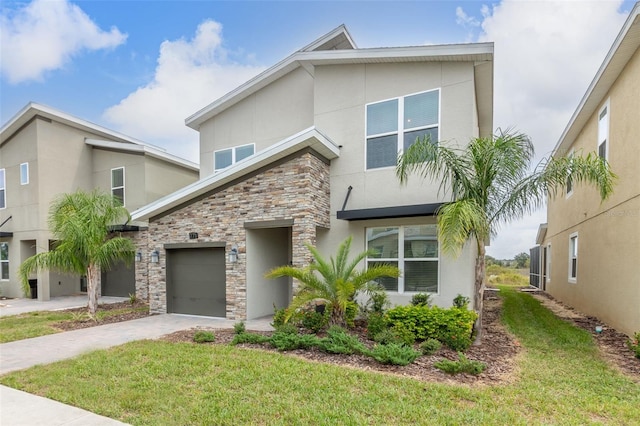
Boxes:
[384,305,477,351]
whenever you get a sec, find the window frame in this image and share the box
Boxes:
[365,88,441,171]
[597,99,610,161]
[214,143,256,172]
[366,224,440,294]
[111,167,125,207]
[0,168,5,209]
[568,233,578,283]
[0,242,8,281]
[20,162,29,185]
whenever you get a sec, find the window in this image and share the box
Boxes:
[367,225,439,293]
[568,233,578,282]
[0,243,8,280]
[111,167,125,206]
[366,89,440,170]
[566,149,574,198]
[214,144,255,172]
[0,169,5,209]
[598,100,609,160]
[20,163,29,185]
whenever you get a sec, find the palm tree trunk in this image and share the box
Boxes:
[473,245,486,345]
[87,264,99,316]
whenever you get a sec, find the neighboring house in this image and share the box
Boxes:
[0,103,199,300]
[531,4,640,337]
[131,26,494,320]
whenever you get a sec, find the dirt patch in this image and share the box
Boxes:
[532,292,640,380]
[161,291,521,386]
[52,301,151,331]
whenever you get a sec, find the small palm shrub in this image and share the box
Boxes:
[370,343,421,366]
[193,331,215,343]
[434,353,486,375]
[420,338,442,355]
[628,332,640,359]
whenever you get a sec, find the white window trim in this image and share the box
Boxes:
[0,168,5,210]
[597,98,610,161]
[366,225,440,294]
[568,232,578,283]
[545,243,551,284]
[214,143,256,172]
[20,162,29,185]
[0,242,8,281]
[565,149,575,199]
[111,167,125,207]
[364,88,441,171]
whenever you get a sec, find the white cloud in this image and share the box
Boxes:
[0,0,126,84]
[458,0,628,258]
[104,20,266,163]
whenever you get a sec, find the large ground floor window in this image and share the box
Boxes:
[366,225,438,293]
[0,242,8,280]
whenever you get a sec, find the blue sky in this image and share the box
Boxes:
[1,0,636,258]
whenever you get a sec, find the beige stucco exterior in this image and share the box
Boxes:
[0,105,199,299]
[540,17,640,336]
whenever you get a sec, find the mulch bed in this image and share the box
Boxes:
[161,291,521,386]
[52,301,151,331]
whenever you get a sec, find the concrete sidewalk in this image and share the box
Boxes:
[0,295,129,317]
[0,313,274,425]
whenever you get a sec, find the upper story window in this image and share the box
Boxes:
[20,163,29,185]
[568,233,578,282]
[0,169,5,209]
[214,144,255,172]
[111,167,125,206]
[366,89,440,170]
[0,242,8,280]
[366,224,439,293]
[598,99,609,160]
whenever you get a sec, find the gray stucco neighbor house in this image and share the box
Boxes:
[131,26,494,320]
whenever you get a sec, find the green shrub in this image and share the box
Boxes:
[420,338,442,355]
[452,294,470,309]
[345,301,358,328]
[363,286,390,314]
[366,312,387,340]
[233,321,246,335]
[301,310,328,333]
[274,323,298,335]
[128,292,138,304]
[271,305,288,328]
[231,332,271,345]
[434,353,486,375]
[193,331,215,343]
[370,343,421,366]
[411,293,432,307]
[319,326,367,355]
[374,325,414,346]
[385,305,477,351]
[628,332,640,359]
[270,332,320,351]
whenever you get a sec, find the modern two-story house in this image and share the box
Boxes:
[0,103,199,300]
[532,4,639,337]
[131,26,494,320]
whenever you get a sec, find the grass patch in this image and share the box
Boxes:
[1,288,639,425]
[0,305,148,343]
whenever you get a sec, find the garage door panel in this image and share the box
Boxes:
[167,248,226,317]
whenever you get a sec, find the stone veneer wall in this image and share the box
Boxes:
[135,151,331,319]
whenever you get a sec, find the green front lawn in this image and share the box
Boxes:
[0,305,148,343]
[1,288,638,425]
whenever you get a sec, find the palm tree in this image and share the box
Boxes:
[397,130,615,341]
[19,190,135,315]
[265,236,400,327]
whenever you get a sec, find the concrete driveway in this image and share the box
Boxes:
[0,295,128,317]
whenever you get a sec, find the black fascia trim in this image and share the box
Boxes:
[336,203,444,221]
[0,232,13,238]
[108,225,140,232]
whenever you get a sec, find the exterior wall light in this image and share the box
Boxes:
[150,250,160,263]
[228,245,238,263]
[135,251,142,262]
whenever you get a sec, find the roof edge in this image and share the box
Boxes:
[85,139,199,171]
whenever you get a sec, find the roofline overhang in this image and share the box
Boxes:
[186,42,494,130]
[551,3,640,158]
[131,127,339,221]
[337,203,444,221]
[536,223,548,245]
[85,139,198,171]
